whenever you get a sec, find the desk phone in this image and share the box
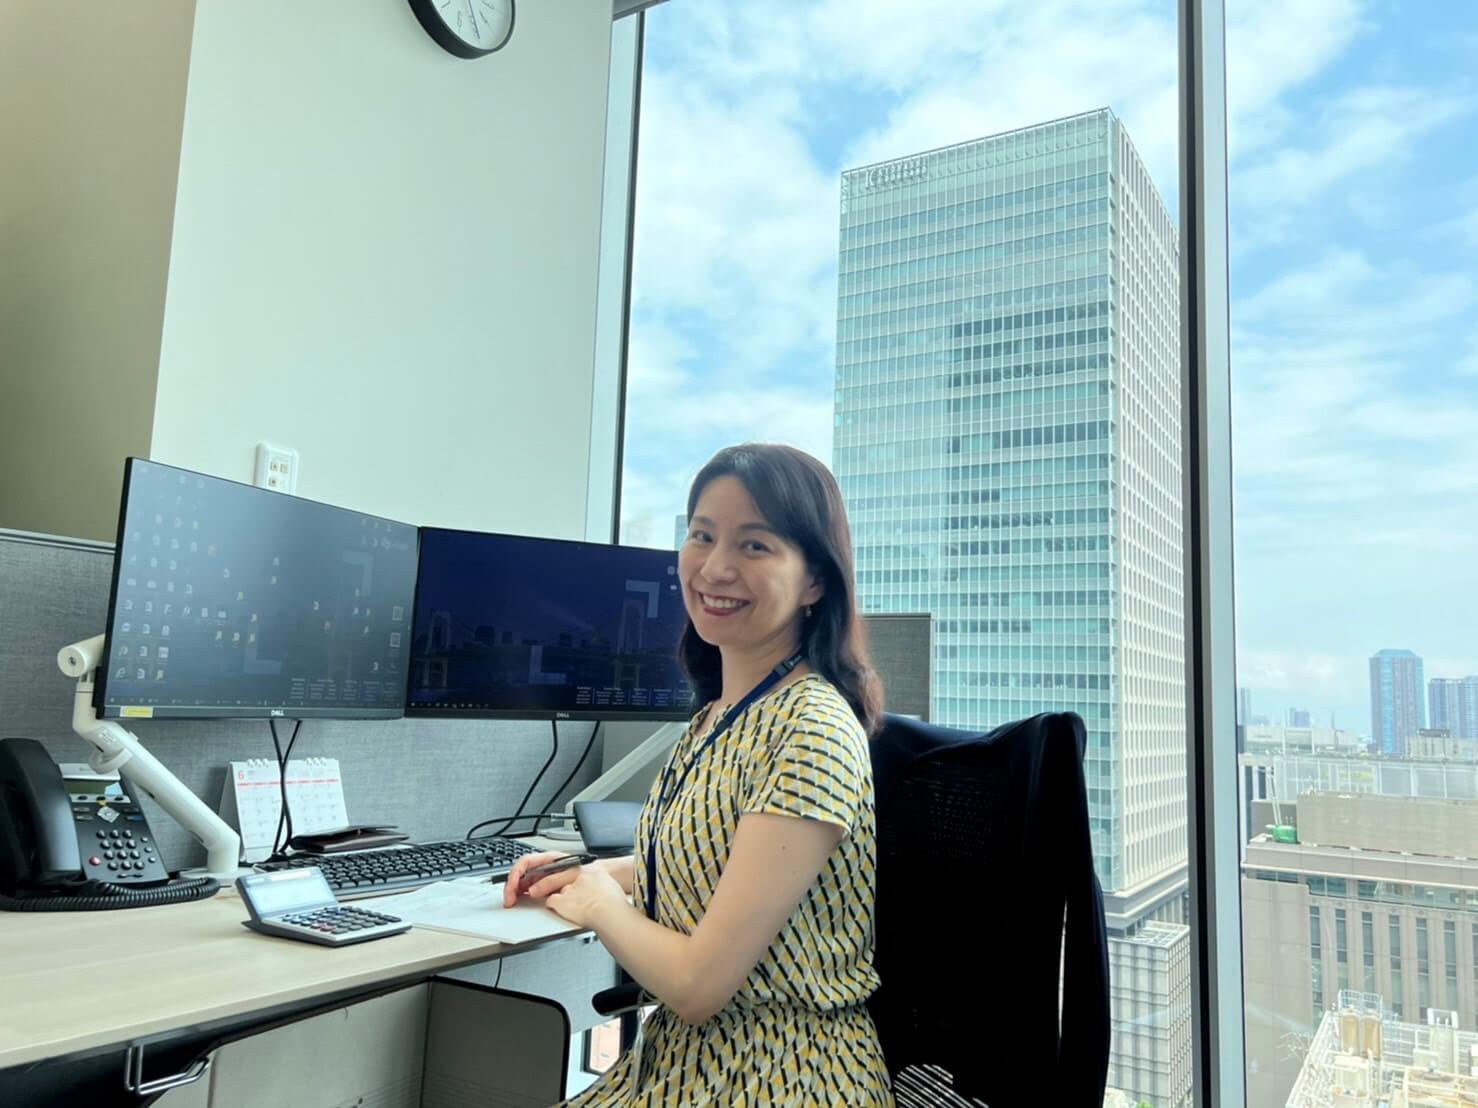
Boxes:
[238,868,410,947]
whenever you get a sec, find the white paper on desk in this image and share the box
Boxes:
[355,877,581,944]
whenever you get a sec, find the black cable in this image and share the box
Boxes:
[467,720,560,840]
[0,876,219,912]
[463,810,568,840]
[461,720,602,839]
[530,721,602,836]
[268,719,303,861]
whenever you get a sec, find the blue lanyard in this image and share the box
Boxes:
[643,651,804,920]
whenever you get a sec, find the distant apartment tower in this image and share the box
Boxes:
[1286,707,1312,728]
[1429,676,1478,739]
[1369,650,1425,756]
[1237,686,1252,727]
[834,109,1188,1108]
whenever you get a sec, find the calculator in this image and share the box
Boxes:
[237,867,411,946]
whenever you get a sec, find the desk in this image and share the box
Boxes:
[0,846,611,1104]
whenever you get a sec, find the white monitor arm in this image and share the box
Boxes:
[57,634,240,879]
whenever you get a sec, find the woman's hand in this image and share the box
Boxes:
[503,851,581,908]
[544,864,628,929]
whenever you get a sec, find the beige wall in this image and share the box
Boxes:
[2,0,615,543]
[151,0,612,540]
[1299,792,1478,859]
[0,2,196,540]
[1242,875,1315,1108]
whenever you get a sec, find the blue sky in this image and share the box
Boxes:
[618,0,1478,733]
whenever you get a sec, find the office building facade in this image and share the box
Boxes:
[1429,675,1478,739]
[834,108,1188,1107]
[1240,752,1478,1105]
[1370,649,1425,756]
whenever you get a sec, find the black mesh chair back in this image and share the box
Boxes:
[867,711,1110,1107]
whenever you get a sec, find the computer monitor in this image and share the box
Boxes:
[96,458,420,720]
[405,529,694,721]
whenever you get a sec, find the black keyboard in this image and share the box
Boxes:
[256,836,539,898]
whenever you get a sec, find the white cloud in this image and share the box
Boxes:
[1225,0,1370,159]
[1232,85,1476,244]
[1231,249,1478,515]
[1236,648,1359,699]
[1457,334,1478,377]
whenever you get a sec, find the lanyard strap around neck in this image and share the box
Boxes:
[643,651,804,920]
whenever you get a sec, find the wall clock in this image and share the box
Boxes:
[408,0,515,59]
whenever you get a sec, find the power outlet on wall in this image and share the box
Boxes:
[254,442,299,494]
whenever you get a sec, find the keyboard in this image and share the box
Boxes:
[256,835,539,898]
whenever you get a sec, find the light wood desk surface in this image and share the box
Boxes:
[0,839,591,1071]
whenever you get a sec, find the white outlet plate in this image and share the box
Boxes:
[254,443,299,494]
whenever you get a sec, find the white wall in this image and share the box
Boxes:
[152,0,614,540]
[0,3,196,541]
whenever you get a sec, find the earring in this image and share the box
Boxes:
[804,605,813,618]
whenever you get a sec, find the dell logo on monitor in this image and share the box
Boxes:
[269,709,285,717]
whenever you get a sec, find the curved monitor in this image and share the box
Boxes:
[406,529,694,721]
[97,458,420,720]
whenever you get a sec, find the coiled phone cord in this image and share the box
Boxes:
[0,875,219,912]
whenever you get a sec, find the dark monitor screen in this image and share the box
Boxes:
[406,529,694,720]
[97,458,420,720]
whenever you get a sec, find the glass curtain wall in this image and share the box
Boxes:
[617,3,1202,1105]
[1230,4,1478,1105]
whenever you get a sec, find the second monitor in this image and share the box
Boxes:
[406,529,694,721]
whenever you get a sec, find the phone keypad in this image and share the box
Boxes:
[79,813,164,879]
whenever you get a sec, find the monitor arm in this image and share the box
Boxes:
[57,635,241,879]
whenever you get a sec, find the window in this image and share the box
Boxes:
[1444,919,1458,1011]
[1390,915,1404,1021]
[1418,918,1430,1020]
[1335,908,1349,994]
[1231,4,1477,1103]
[619,5,1189,1105]
[1310,906,1323,1019]
[1361,912,1375,995]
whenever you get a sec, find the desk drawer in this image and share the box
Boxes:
[150,980,569,1108]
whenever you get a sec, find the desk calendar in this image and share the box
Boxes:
[220,758,349,862]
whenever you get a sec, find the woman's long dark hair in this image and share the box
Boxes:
[678,443,883,735]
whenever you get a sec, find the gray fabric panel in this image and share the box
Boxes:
[0,531,601,870]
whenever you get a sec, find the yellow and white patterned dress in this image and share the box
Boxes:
[565,672,893,1107]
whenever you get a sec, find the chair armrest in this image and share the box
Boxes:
[591,982,646,1018]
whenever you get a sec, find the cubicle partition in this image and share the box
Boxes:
[0,528,621,1105]
[0,528,604,869]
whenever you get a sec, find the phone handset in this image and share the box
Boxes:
[0,737,219,912]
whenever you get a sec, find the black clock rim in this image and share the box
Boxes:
[407,0,515,59]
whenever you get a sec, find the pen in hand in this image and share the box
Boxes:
[501,852,599,895]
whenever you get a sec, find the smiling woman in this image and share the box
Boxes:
[677,443,883,735]
[522,441,892,1106]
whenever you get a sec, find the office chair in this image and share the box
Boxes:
[592,711,1111,1106]
[869,711,1110,1106]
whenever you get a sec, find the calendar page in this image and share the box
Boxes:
[220,758,349,863]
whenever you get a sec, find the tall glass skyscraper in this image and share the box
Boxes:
[1427,675,1478,739]
[1370,648,1426,756]
[833,110,1190,1106]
